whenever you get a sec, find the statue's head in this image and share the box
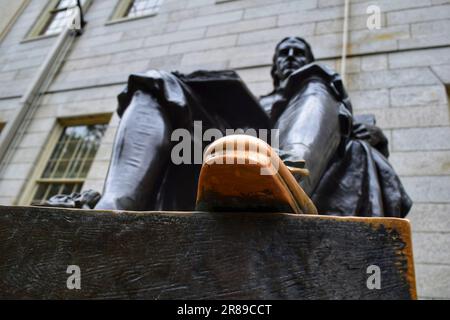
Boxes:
[271,37,315,88]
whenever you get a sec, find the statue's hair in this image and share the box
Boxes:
[270,37,315,89]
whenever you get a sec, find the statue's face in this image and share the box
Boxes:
[274,38,310,82]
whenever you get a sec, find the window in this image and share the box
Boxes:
[42,0,87,36]
[29,122,107,205]
[126,0,162,18]
[26,0,91,39]
[110,0,163,22]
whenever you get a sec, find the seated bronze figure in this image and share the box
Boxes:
[64,37,412,217]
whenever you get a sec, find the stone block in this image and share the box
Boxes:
[244,0,318,20]
[358,105,449,129]
[169,35,237,55]
[390,85,447,107]
[361,55,388,71]
[349,89,389,109]
[91,143,114,161]
[431,65,450,83]
[347,68,440,91]
[401,175,450,203]
[237,24,315,46]
[408,203,450,232]
[315,15,378,35]
[236,66,271,83]
[390,150,450,176]
[9,147,42,165]
[70,38,145,60]
[306,33,342,58]
[0,197,14,206]
[75,32,124,51]
[411,19,450,38]
[1,163,33,180]
[351,0,433,16]
[336,56,361,74]
[348,25,410,55]
[412,232,450,264]
[19,132,50,149]
[178,10,243,29]
[0,179,24,198]
[414,264,450,299]
[387,4,450,25]
[85,160,109,180]
[206,16,277,37]
[278,5,343,26]
[389,47,450,69]
[392,19,450,51]
[392,127,450,151]
[246,81,273,97]
[181,42,273,68]
[26,118,56,133]
[143,28,206,48]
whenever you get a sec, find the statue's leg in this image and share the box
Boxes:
[95,90,171,210]
[274,81,343,196]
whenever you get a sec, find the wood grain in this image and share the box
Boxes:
[0,206,416,299]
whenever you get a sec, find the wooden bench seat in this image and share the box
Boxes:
[0,206,416,299]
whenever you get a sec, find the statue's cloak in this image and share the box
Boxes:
[116,65,412,217]
[312,138,412,217]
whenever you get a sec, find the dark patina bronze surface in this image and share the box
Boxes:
[94,37,411,217]
[39,37,411,217]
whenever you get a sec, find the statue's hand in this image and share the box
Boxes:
[36,189,102,209]
[352,123,382,145]
[352,123,389,158]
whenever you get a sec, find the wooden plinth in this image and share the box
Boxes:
[0,206,416,299]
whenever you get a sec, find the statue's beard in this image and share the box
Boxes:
[278,60,307,82]
[282,67,297,79]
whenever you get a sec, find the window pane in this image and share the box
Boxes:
[126,0,162,18]
[32,183,51,204]
[42,0,87,36]
[31,182,83,205]
[32,123,107,204]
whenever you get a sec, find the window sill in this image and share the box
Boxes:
[216,0,240,3]
[21,33,58,44]
[105,12,158,26]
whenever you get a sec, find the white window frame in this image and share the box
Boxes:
[24,0,92,41]
[107,0,163,25]
[18,114,111,206]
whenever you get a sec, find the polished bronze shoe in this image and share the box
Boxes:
[195,135,318,214]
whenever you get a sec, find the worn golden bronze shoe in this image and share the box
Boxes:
[196,135,318,214]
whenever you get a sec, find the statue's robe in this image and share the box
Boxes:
[116,64,412,217]
[260,63,412,217]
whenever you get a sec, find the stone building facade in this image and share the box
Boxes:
[0,0,449,299]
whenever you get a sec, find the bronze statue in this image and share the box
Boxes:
[49,37,411,217]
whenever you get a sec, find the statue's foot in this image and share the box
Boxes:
[195,135,318,214]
